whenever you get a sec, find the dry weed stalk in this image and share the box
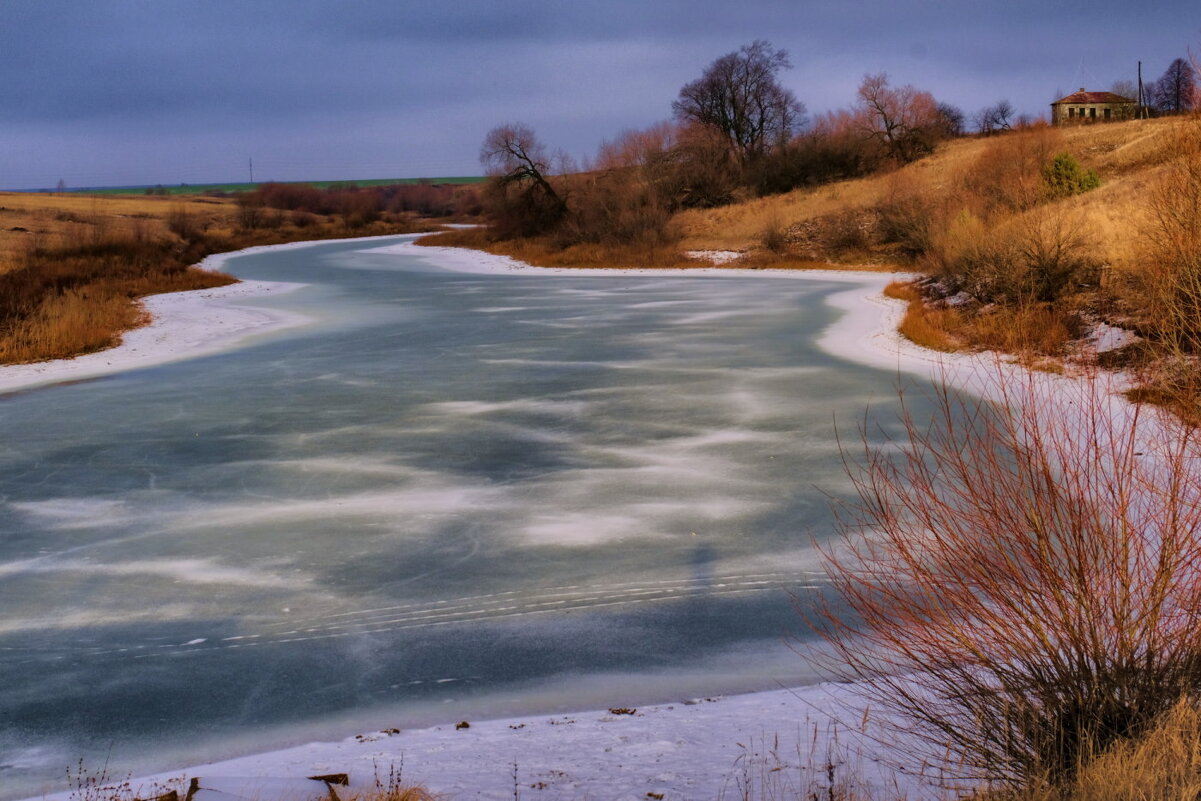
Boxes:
[1143,122,1201,351]
[817,372,1201,787]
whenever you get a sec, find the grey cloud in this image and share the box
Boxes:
[1,0,1197,187]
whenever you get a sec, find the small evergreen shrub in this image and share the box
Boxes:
[1042,153,1101,199]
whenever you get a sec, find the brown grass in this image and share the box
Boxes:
[883,280,962,351]
[964,304,1084,356]
[675,117,1189,262]
[0,192,438,365]
[0,192,235,269]
[416,227,716,269]
[987,699,1201,801]
[419,228,890,273]
[0,237,236,364]
[416,226,698,268]
[883,281,1079,356]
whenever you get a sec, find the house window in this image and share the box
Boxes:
[1104,107,1112,119]
[1068,108,1075,118]
[1090,107,1097,119]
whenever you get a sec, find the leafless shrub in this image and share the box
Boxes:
[165,204,196,240]
[235,195,263,230]
[875,186,940,258]
[553,171,678,250]
[824,210,874,253]
[758,216,789,254]
[928,207,1098,305]
[648,122,742,209]
[815,372,1201,787]
[291,209,316,228]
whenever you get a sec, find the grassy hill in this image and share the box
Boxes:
[675,117,1181,267]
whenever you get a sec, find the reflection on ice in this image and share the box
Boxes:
[0,237,923,801]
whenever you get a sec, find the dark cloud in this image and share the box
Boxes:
[0,0,1197,187]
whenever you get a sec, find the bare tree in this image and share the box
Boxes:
[935,102,966,138]
[479,123,567,237]
[672,40,806,164]
[815,373,1201,787]
[1153,58,1197,114]
[1106,80,1141,120]
[1111,79,1138,101]
[480,123,562,201]
[855,73,945,162]
[975,99,1015,135]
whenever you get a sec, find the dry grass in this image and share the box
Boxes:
[883,281,1080,356]
[0,237,236,363]
[0,192,235,269]
[416,227,699,268]
[963,304,1084,356]
[991,699,1201,801]
[418,227,890,273]
[0,192,435,365]
[675,117,1188,260]
[883,280,961,351]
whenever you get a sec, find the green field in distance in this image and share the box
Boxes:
[69,176,485,196]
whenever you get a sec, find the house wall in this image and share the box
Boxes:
[1051,103,1130,125]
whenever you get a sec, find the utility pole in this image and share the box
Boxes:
[1138,61,1145,118]
[249,156,254,184]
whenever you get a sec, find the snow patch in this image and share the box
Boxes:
[684,249,745,265]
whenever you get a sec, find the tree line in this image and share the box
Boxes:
[476,40,1035,248]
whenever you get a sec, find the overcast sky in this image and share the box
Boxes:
[2,0,1197,189]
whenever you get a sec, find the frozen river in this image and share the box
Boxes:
[0,237,925,799]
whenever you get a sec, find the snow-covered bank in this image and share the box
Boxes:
[0,279,310,397]
[32,683,936,801]
[0,234,414,397]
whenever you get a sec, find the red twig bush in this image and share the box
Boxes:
[817,372,1201,788]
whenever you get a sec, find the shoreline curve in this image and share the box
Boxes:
[0,235,415,397]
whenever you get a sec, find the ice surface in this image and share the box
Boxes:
[0,237,937,800]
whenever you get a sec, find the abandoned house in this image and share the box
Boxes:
[1050,88,1137,124]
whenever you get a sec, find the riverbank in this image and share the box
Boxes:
[52,682,936,801]
[0,236,907,398]
[0,235,407,396]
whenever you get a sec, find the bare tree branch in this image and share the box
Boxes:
[672,40,806,164]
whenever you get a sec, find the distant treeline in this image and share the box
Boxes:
[234,181,483,229]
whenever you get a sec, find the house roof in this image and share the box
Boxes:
[1051,89,1135,105]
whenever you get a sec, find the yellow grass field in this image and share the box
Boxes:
[0,190,431,364]
[0,191,236,269]
[675,117,1191,276]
